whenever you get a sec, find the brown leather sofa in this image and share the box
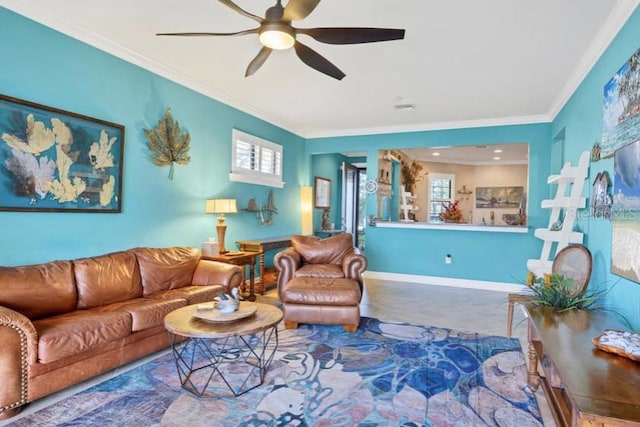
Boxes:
[274,234,367,332]
[0,246,242,419]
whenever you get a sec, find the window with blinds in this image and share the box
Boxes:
[429,173,455,222]
[230,129,284,188]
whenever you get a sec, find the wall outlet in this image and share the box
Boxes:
[445,254,452,264]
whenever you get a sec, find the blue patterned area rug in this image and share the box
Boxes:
[9,317,541,426]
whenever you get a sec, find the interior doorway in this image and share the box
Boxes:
[341,162,367,251]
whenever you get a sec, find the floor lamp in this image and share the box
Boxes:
[205,199,237,253]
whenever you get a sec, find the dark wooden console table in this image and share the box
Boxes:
[525,305,640,426]
[236,236,291,294]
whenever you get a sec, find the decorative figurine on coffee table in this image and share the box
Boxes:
[216,288,240,313]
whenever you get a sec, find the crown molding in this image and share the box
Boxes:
[301,114,552,139]
[4,0,638,140]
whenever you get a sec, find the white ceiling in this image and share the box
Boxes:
[2,0,638,138]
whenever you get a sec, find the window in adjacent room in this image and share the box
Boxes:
[230,129,284,188]
[429,173,455,222]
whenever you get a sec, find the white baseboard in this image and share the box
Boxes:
[362,271,528,294]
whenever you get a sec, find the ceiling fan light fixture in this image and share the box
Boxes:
[259,24,295,50]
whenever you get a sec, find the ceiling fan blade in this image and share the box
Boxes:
[283,0,321,21]
[157,29,259,37]
[296,27,405,44]
[245,47,273,77]
[218,0,263,23]
[294,41,345,80]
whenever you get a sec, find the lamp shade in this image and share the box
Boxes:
[205,199,237,214]
[301,186,313,235]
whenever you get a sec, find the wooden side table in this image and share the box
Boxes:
[236,236,291,294]
[506,293,533,337]
[202,252,259,301]
[525,306,640,426]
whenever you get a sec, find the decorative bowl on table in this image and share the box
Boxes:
[502,213,525,226]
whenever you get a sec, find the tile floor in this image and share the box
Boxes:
[2,277,555,426]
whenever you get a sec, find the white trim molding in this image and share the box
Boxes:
[363,271,527,294]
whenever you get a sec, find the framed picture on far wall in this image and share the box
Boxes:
[0,94,124,213]
[314,176,331,208]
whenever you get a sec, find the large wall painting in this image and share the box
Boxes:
[601,46,640,158]
[611,139,640,283]
[0,95,124,212]
[475,186,524,208]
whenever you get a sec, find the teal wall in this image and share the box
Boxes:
[307,124,552,284]
[0,8,306,266]
[3,5,640,328]
[551,6,640,328]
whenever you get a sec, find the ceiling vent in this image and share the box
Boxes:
[394,103,416,112]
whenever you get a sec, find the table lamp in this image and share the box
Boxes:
[205,198,237,253]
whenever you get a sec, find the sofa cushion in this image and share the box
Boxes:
[97,298,186,332]
[133,247,200,295]
[74,251,142,310]
[147,284,225,305]
[295,264,345,279]
[0,261,76,320]
[291,234,354,265]
[33,310,132,363]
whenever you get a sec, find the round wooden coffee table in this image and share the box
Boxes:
[164,302,283,397]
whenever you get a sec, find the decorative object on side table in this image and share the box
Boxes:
[593,329,640,361]
[0,94,124,212]
[321,208,331,230]
[144,108,190,180]
[205,198,237,253]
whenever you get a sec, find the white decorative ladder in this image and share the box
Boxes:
[400,185,418,222]
[527,151,590,276]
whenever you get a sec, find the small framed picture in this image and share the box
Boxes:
[314,176,331,208]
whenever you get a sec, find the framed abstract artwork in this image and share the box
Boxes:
[0,95,124,212]
[314,176,331,208]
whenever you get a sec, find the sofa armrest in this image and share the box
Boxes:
[342,252,367,289]
[274,248,301,293]
[0,306,38,417]
[192,260,243,293]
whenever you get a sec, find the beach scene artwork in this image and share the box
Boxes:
[612,139,640,283]
[601,46,640,158]
[475,186,524,208]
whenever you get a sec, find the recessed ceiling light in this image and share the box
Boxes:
[493,156,501,160]
[493,149,503,153]
[432,152,440,156]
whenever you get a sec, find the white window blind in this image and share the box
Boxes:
[429,173,455,222]
[230,129,284,188]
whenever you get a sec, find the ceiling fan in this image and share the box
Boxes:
[157,0,405,80]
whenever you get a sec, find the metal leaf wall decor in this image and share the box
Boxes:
[144,109,191,180]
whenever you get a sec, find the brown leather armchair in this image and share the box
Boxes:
[274,234,367,332]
